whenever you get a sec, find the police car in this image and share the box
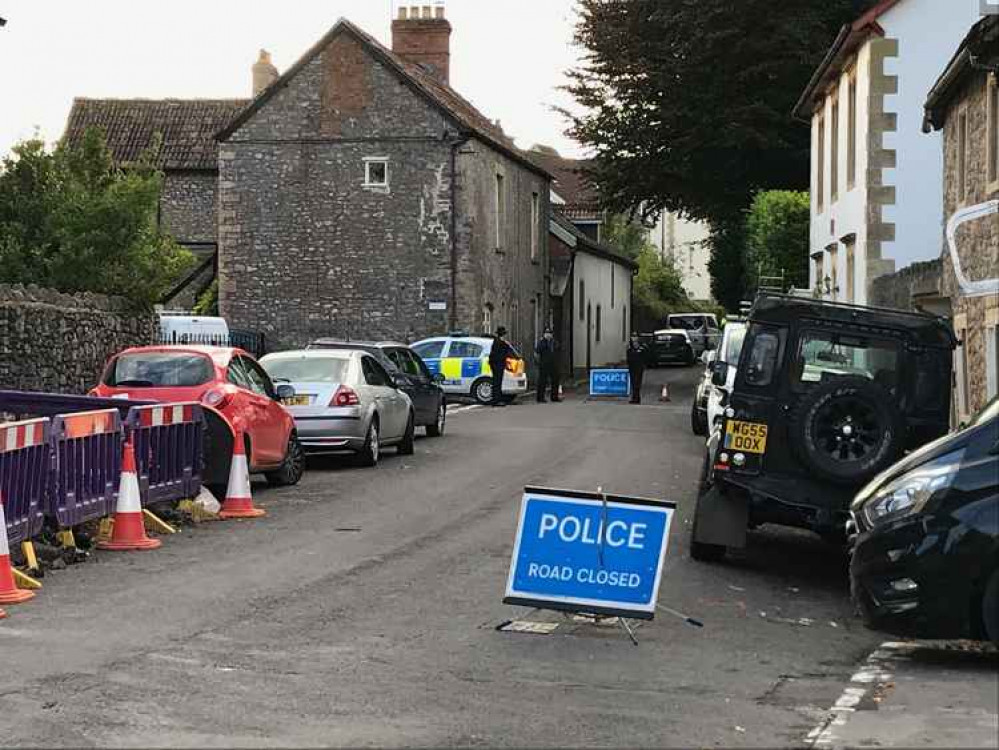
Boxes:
[411,334,528,404]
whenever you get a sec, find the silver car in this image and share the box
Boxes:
[259,349,414,467]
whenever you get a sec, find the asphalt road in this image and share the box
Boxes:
[0,367,991,747]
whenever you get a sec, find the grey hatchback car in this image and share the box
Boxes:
[260,349,414,467]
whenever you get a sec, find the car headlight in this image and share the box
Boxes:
[860,449,964,527]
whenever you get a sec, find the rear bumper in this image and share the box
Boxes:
[293,416,366,453]
[505,374,528,394]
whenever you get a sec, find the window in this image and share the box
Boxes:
[958,109,969,204]
[448,341,483,359]
[722,326,747,366]
[847,74,857,190]
[827,243,839,299]
[239,356,276,398]
[579,279,586,321]
[530,192,540,261]
[611,265,616,308]
[794,331,899,389]
[812,253,825,296]
[106,352,213,387]
[987,311,999,400]
[391,349,422,378]
[364,157,389,187]
[226,357,251,389]
[744,328,780,387]
[495,173,505,251]
[622,305,628,342]
[595,304,602,343]
[830,96,840,202]
[816,113,825,213]
[844,236,857,303]
[361,356,390,387]
[482,304,493,335]
[988,74,999,187]
[263,356,350,384]
[954,316,970,420]
[412,340,446,361]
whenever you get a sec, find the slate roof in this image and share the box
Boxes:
[549,210,637,271]
[923,15,999,132]
[64,98,250,170]
[216,18,551,180]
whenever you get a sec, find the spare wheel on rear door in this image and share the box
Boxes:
[789,376,904,486]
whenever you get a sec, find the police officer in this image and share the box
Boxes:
[488,326,512,407]
[534,327,561,403]
[626,333,647,405]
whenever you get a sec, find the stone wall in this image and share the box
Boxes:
[0,285,156,394]
[941,70,999,418]
[869,258,943,311]
[160,170,219,250]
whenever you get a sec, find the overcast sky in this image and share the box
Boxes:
[0,0,587,160]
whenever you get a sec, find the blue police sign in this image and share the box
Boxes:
[589,369,630,397]
[504,487,675,620]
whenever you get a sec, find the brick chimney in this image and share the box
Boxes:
[252,49,279,97]
[391,4,452,85]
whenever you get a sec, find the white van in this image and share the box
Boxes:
[158,313,230,346]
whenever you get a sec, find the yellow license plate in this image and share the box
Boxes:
[283,395,311,406]
[725,420,768,454]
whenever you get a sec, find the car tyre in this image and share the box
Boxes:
[398,412,415,455]
[358,419,380,467]
[426,401,446,437]
[472,378,493,405]
[789,377,904,486]
[982,568,999,647]
[265,433,305,487]
[691,403,708,436]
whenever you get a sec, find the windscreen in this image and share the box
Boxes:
[723,327,747,365]
[105,352,214,387]
[263,357,350,384]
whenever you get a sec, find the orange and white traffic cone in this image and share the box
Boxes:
[98,439,162,551]
[219,427,265,520]
[0,494,35,604]
[660,384,671,402]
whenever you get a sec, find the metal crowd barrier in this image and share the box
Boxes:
[125,403,204,506]
[49,409,122,528]
[0,418,50,547]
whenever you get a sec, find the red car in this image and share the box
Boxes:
[92,346,305,488]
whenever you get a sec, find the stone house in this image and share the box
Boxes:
[923,14,999,421]
[63,7,551,355]
[793,0,983,305]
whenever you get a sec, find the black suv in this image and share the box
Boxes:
[309,340,447,437]
[690,294,956,562]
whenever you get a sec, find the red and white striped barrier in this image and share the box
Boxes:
[135,403,197,428]
[0,420,46,454]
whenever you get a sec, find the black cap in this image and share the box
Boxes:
[496,326,508,337]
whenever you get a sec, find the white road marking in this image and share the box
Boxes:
[804,640,914,748]
[447,404,481,415]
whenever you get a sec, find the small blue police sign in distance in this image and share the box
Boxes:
[504,487,674,620]
[589,369,631,397]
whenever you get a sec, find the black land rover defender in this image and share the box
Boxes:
[691,294,956,562]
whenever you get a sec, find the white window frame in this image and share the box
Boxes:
[987,307,999,401]
[987,73,999,192]
[957,108,969,205]
[954,313,970,423]
[530,192,540,262]
[363,157,389,188]
[495,173,506,252]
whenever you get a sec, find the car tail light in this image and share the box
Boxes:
[506,357,525,375]
[330,385,360,407]
[201,387,232,409]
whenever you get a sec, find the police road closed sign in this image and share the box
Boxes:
[504,487,675,620]
[589,369,630,397]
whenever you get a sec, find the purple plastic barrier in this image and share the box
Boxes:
[125,403,204,506]
[0,419,50,546]
[0,389,154,420]
[49,410,122,528]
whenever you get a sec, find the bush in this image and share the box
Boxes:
[746,190,810,292]
[0,128,195,308]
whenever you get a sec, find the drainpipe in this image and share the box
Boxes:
[448,131,471,331]
[945,199,999,298]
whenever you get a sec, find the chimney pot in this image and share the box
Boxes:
[391,3,452,85]
[252,49,279,97]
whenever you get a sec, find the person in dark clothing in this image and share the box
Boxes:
[534,328,561,403]
[488,327,512,407]
[626,334,647,404]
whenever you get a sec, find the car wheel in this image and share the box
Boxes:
[398,412,415,455]
[265,433,305,487]
[982,569,999,646]
[358,418,380,467]
[789,377,904,486]
[426,401,446,437]
[472,378,493,405]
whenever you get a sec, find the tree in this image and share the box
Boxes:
[745,190,810,291]
[563,0,877,309]
[600,213,650,260]
[0,128,194,307]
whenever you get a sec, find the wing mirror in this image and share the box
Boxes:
[711,361,730,387]
[432,373,446,384]
[391,373,411,389]
[275,384,296,401]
